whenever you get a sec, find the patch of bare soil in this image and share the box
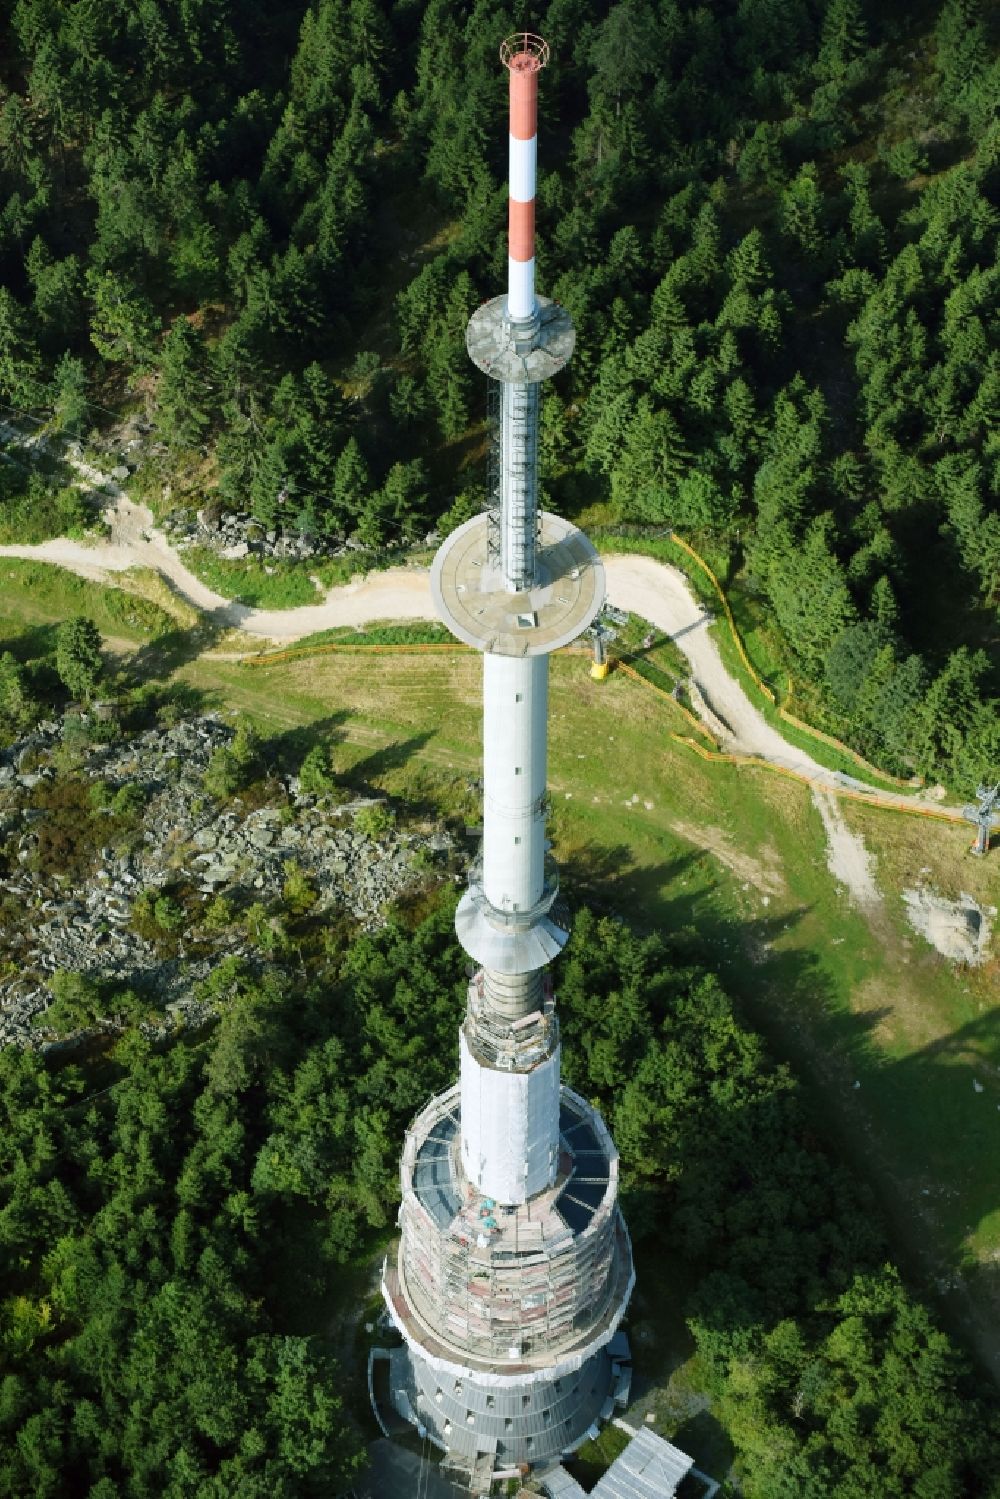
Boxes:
[812,788,880,907]
[902,886,995,965]
[670,819,786,896]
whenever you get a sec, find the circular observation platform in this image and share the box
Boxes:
[467,295,575,383]
[431,512,604,657]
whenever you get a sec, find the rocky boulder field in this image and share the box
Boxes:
[0,714,451,1052]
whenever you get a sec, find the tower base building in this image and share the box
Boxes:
[382,1074,633,1470]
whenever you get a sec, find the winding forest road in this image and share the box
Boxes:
[0,440,954,862]
[5,439,995,1379]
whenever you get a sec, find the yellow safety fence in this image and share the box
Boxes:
[239,641,593,668]
[668,532,917,790]
[614,661,718,747]
[669,733,967,829]
[669,532,776,703]
[779,688,916,788]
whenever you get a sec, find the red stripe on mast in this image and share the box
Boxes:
[508,57,538,140]
[508,199,535,262]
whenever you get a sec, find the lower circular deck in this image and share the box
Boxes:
[413,1092,613,1238]
[430,512,604,656]
[385,1337,616,1472]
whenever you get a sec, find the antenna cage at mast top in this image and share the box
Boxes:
[500,33,550,72]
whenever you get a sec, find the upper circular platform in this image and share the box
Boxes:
[431,511,604,657]
[466,295,575,383]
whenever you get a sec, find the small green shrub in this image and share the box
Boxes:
[298,743,335,797]
[409,845,436,873]
[112,782,145,819]
[354,803,395,839]
[202,894,233,931]
[88,780,115,811]
[281,860,318,916]
[41,970,103,1031]
[202,719,262,800]
[243,901,287,955]
[131,887,187,940]
[153,894,186,932]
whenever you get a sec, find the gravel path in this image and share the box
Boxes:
[0,483,437,635]
[601,555,950,813]
[0,445,948,856]
[811,787,882,908]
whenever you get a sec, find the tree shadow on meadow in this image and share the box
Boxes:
[257,712,351,777]
[2,619,60,661]
[125,603,240,682]
[562,840,704,915]
[346,730,438,788]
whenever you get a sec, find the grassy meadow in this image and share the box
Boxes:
[1,563,998,1382]
[178,644,1000,1366]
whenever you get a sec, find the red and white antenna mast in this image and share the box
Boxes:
[502,33,549,321]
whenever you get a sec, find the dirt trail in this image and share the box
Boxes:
[0,441,951,853]
[0,471,438,635]
[601,555,951,822]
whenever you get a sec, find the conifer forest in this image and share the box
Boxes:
[0,1,999,1495]
[0,0,997,788]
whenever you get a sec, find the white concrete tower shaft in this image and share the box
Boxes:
[462,35,558,1206]
[482,653,547,917]
[429,33,604,1210]
[383,39,633,1477]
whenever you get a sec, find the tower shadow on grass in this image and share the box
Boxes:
[570,822,1000,1390]
[555,832,989,1287]
[867,1007,1000,1385]
[666,998,1000,1397]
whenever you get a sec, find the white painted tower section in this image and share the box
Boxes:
[460,1030,560,1203]
[508,133,537,203]
[507,257,536,322]
[481,654,547,913]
